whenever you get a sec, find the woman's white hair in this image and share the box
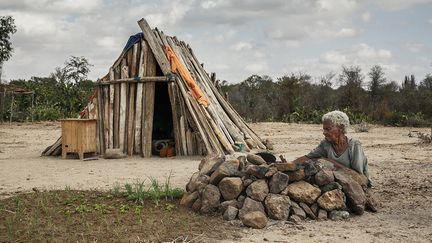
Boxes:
[322,110,350,134]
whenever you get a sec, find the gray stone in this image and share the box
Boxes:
[103,149,127,159]
[317,189,346,211]
[218,177,243,200]
[246,180,269,202]
[243,178,253,187]
[334,170,366,215]
[338,167,369,188]
[264,194,291,220]
[265,165,278,177]
[209,159,240,185]
[315,158,336,170]
[245,165,269,179]
[242,211,268,229]
[365,188,378,212]
[290,206,306,220]
[287,168,306,182]
[310,203,319,216]
[264,138,274,150]
[314,169,335,186]
[219,200,239,213]
[329,210,350,220]
[237,155,247,171]
[199,155,225,176]
[289,214,302,224]
[269,172,289,194]
[186,173,210,192]
[247,153,267,165]
[200,184,221,214]
[191,198,202,212]
[285,181,321,205]
[299,202,316,220]
[274,162,298,172]
[320,181,342,193]
[180,191,199,208]
[223,206,239,221]
[317,209,328,220]
[239,197,265,221]
[237,195,246,208]
[303,160,319,177]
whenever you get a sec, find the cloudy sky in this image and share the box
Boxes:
[1,0,432,85]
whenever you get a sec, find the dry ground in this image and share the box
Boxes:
[0,121,431,242]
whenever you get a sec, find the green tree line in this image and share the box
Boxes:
[220,65,432,127]
[0,56,94,121]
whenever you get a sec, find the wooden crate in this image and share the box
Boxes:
[61,119,97,160]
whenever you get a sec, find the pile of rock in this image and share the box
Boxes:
[181,153,377,229]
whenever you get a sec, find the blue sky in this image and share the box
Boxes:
[1,0,431,85]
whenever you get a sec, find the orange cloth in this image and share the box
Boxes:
[165,46,209,107]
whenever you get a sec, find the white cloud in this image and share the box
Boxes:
[373,0,432,11]
[245,63,269,73]
[321,51,347,64]
[354,43,392,60]
[405,43,425,53]
[335,28,357,37]
[361,12,371,22]
[230,41,253,51]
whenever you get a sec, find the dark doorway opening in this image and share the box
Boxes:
[152,82,174,154]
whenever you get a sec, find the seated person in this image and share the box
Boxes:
[292,110,372,187]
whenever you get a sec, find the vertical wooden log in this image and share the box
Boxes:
[119,58,129,153]
[167,83,182,155]
[134,40,145,154]
[108,68,115,149]
[143,42,156,157]
[103,85,110,154]
[96,87,104,155]
[113,66,121,148]
[126,44,138,155]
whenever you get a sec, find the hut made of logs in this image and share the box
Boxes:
[43,18,269,157]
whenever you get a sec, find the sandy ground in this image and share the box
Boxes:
[0,121,431,242]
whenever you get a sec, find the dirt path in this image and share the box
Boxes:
[0,122,431,242]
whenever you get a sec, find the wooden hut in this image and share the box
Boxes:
[43,18,268,157]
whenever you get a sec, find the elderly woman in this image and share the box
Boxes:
[293,110,372,187]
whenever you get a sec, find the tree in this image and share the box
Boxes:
[63,56,93,83]
[0,16,17,84]
[368,65,386,100]
[337,65,365,109]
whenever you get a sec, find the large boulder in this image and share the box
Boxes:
[241,211,268,229]
[218,177,243,201]
[223,206,239,221]
[186,172,210,192]
[245,165,269,179]
[287,168,306,182]
[314,169,335,186]
[264,194,291,220]
[199,155,225,176]
[274,162,298,172]
[239,197,265,220]
[334,170,366,215]
[284,181,321,205]
[180,191,199,208]
[317,189,346,211]
[200,184,221,214]
[246,180,269,202]
[209,159,240,185]
[247,154,267,165]
[269,172,289,194]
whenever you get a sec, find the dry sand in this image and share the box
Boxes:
[0,121,431,242]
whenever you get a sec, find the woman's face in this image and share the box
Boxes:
[322,120,343,143]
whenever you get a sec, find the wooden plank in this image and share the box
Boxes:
[103,86,110,153]
[167,82,182,155]
[113,83,120,148]
[109,68,115,148]
[96,87,104,155]
[142,41,156,157]
[137,18,171,74]
[96,77,168,85]
[126,44,138,155]
[119,58,129,153]
[134,40,145,154]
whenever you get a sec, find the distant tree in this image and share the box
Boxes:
[337,65,365,109]
[368,65,386,99]
[0,16,17,84]
[64,56,93,83]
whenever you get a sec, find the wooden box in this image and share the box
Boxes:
[61,119,97,160]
